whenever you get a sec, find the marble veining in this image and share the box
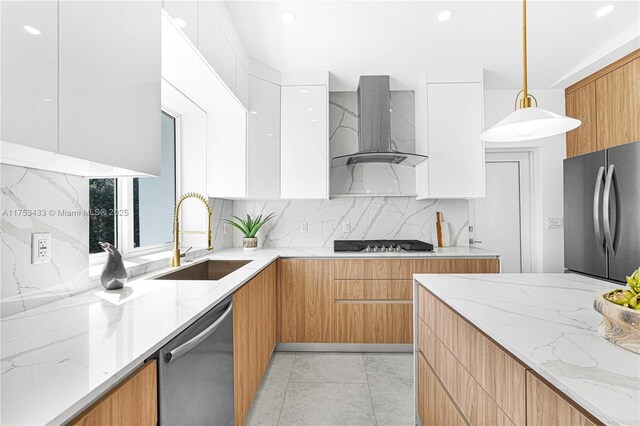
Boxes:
[330,91,416,196]
[1,164,90,318]
[233,197,470,249]
[1,164,233,319]
[414,273,640,426]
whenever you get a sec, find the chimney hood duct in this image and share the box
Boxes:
[331,75,427,168]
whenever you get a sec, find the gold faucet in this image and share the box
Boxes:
[171,192,212,267]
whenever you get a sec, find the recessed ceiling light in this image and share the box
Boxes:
[173,18,187,28]
[300,89,309,94]
[250,110,258,115]
[281,11,296,24]
[311,119,318,122]
[437,10,453,22]
[23,25,41,35]
[595,5,615,18]
[42,98,52,102]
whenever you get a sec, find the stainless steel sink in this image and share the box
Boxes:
[155,260,251,281]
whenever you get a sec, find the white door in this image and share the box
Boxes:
[470,152,533,273]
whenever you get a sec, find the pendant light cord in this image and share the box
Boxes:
[522,0,528,103]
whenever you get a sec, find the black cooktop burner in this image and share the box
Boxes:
[334,239,434,253]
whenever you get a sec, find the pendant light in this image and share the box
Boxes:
[480,0,581,142]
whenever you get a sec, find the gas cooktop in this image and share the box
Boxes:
[334,239,434,253]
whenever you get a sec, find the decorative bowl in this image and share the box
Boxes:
[593,293,640,354]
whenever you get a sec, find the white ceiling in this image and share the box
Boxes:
[226,0,640,90]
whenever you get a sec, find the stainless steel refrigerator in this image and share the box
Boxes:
[564,140,640,283]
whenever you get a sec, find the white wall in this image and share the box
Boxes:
[482,89,567,273]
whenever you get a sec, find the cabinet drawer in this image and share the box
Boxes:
[420,288,526,425]
[418,352,468,426]
[412,259,500,274]
[420,320,516,426]
[335,280,412,300]
[333,259,412,279]
[526,372,598,426]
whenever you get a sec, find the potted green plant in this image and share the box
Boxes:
[225,213,275,251]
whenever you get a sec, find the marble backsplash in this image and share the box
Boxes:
[1,164,91,318]
[330,91,416,196]
[233,197,469,248]
[1,163,232,318]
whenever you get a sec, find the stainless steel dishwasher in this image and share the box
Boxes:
[158,296,234,425]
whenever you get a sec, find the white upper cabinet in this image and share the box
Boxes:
[1,1,58,152]
[415,69,485,199]
[58,0,161,176]
[197,1,222,74]
[236,59,249,108]
[220,35,237,93]
[162,0,198,45]
[247,74,280,199]
[280,73,330,199]
[1,0,161,177]
[161,12,247,199]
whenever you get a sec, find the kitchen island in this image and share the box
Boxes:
[414,273,640,426]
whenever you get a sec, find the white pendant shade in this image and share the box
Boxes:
[480,106,581,142]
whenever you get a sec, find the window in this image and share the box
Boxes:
[89,112,177,258]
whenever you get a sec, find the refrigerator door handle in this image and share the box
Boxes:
[603,164,618,257]
[593,166,606,256]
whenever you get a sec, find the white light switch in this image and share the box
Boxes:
[31,233,51,264]
[299,222,308,233]
[343,221,352,233]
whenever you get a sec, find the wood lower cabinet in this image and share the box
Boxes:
[233,263,277,426]
[278,259,334,343]
[417,286,602,426]
[418,352,468,426]
[70,360,157,426]
[278,258,499,345]
[526,372,597,426]
[335,279,413,343]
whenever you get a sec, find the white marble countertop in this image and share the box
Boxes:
[1,246,497,425]
[414,273,640,426]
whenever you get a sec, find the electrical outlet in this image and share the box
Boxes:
[299,222,308,233]
[31,233,51,264]
[546,217,564,229]
[343,221,352,233]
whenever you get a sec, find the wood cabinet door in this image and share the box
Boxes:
[596,58,640,150]
[334,279,413,343]
[566,82,598,157]
[233,263,277,426]
[70,360,157,426]
[278,259,334,342]
[526,372,597,426]
[418,353,468,426]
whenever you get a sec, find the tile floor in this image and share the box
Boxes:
[245,352,415,426]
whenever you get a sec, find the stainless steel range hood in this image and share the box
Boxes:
[331,75,427,168]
